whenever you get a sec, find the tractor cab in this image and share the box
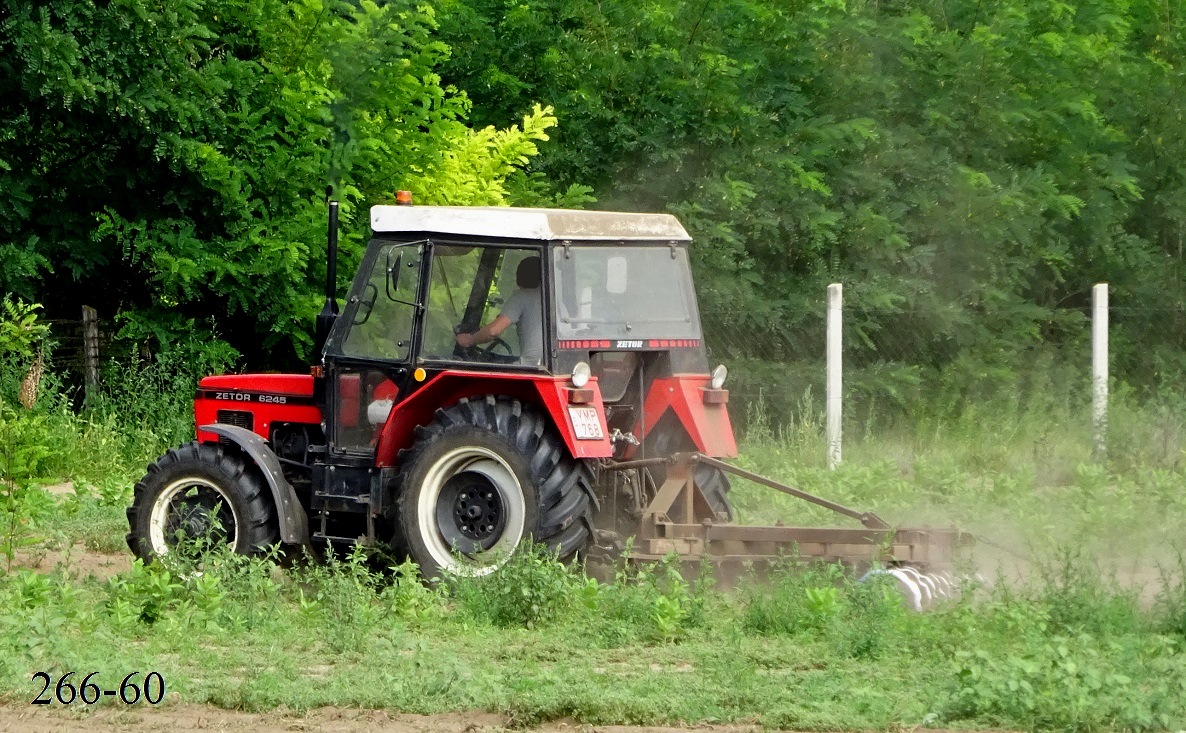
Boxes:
[319,206,718,460]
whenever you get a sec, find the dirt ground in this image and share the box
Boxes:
[15,544,132,580]
[0,703,1004,733]
[0,704,763,733]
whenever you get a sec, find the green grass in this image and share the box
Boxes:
[728,387,1186,562]
[0,540,1183,731]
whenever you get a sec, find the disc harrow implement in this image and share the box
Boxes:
[602,453,972,603]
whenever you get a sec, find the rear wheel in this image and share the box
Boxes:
[394,396,596,578]
[126,442,279,561]
[644,419,733,520]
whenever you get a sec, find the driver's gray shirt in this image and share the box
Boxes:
[500,288,543,366]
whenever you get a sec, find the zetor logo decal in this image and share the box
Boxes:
[557,339,702,350]
[213,392,288,404]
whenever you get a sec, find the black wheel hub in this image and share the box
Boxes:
[435,472,506,554]
[165,486,235,549]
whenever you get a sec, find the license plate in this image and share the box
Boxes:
[567,406,604,440]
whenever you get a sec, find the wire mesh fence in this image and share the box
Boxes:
[700,286,1186,446]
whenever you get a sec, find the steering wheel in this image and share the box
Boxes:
[477,336,515,360]
[453,325,517,363]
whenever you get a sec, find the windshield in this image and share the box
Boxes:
[552,246,701,340]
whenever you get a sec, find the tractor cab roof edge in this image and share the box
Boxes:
[370,206,692,242]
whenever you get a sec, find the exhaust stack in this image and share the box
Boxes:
[313,199,340,360]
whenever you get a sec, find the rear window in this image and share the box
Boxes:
[552,246,701,341]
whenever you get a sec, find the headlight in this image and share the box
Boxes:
[710,364,728,389]
[572,361,591,388]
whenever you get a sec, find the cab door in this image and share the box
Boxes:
[322,240,426,458]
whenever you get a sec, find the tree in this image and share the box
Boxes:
[0,0,555,363]
[436,0,1186,398]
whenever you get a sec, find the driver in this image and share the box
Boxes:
[455,255,543,366]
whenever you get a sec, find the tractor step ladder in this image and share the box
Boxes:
[313,493,376,546]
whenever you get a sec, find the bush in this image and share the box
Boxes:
[943,635,1183,731]
[449,542,586,629]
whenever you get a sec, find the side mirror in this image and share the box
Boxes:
[606,256,628,295]
[354,283,378,325]
[386,250,404,300]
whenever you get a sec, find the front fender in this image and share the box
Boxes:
[636,376,738,457]
[199,424,310,545]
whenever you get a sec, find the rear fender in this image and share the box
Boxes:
[199,424,310,545]
[374,371,613,466]
[636,375,738,457]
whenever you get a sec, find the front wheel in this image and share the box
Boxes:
[394,396,596,578]
[126,442,279,562]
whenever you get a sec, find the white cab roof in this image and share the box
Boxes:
[370,205,690,242]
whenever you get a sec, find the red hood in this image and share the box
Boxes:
[198,373,314,397]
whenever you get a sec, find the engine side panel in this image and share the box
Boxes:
[194,373,323,443]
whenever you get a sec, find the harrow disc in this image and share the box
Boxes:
[859,566,965,612]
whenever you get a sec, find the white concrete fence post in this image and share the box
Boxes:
[827,283,843,469]
[1092,283,1109,460]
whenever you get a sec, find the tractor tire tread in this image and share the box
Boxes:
[126,441,279,561]
[394,395,597,575]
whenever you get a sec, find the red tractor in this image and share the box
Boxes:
[127,199,963,597]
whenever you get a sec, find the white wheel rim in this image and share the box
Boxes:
[148,477,240,556]
[417,446,526,577]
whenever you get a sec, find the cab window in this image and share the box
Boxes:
[421,245,543,366]
[332,242,423,361]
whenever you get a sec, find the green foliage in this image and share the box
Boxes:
[105,560,188,626]
[380,558,447,626]
[939,579,1186,732]
[0,449,53,572]
[0,340,234,494]
[0,392,56,569]
[1,0,554,362]
[742,559,845,636]
[1154,554,1186,639]
[450,541,584,628]
[88,333,240,449]
[944,638,1181,731]
[447,545,715,641]
[0,298,48,358]
[589,554,715,645]
[1033,547,1144,637]
[435,0,1186,397]
[831,571,906,660]
[742,558,905,658]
